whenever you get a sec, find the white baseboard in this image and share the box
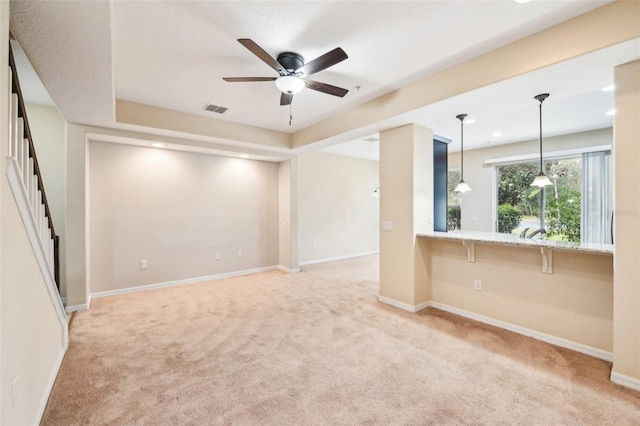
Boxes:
[378,296,422,313]
[299,251,379,266]
[35,346,66,425]
[91,265,280,299]
[611,371,640,392]
[65,303,90,314]
[428,301,613,362]
[278,265,300,273]
[414,301,431,312]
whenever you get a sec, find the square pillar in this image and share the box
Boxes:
[278,158,299,273]
[612,59,640,389]
[379,124,433,311]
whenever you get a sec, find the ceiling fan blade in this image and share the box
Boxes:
[304,80,349,97]
[223,77,277,82]
[280,92,293,106]
[296,47,348,77]
[238,39,286,74]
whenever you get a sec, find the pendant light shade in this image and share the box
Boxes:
[530,93,553,188]
[454,114,471,193]
[454,180,471,193]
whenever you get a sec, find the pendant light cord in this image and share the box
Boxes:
[456,114,467,180]
[539,99,543,172]
[534,93,549,173]
[460,119,464,180]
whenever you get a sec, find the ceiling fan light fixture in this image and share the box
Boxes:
[275,76,305,94]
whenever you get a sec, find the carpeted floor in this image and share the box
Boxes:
[43,255,640,425]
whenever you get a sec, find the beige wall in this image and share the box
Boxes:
[379,124,433,307]
[613,59,640,380]
[25,103,67,296]
[449,128,613,232]
[116,100,290,151]
[426,239,613,351]
[278,159,299,271]
[89,141,279,294]
[298,151,379,263]
[1,3,66,424]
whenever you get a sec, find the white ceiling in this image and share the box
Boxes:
[323,37,640,160]
[10,0,637,161]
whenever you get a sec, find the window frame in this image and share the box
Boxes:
[491,147,611,242]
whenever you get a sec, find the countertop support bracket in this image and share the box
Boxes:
[541,247,553,274]
[462,240,475,262]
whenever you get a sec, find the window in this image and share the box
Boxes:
[495,150,611,244]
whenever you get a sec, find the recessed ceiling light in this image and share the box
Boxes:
[492,131,502,137]
[466,118,476,124]
[152,143,164,148]
[514,0,532,3]
[239,154,249,158]
[606,109,616,116]
[601,85,615,92]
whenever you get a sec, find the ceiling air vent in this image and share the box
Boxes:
[203,103,228,114]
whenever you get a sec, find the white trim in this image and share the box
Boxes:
[65,303,89,314]
[485,145,612,165]
[7,158,69,349]
[65,294,92,314]
[35,347,65,425]
[278,265,300,273]
[414,300,431,312]
[610,371,640,392]
[299,251,379,266]
[378,296,430,313]
[429,301,613,362]
[91,266,279,299]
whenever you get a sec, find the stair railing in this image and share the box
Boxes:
[7,42,60,290]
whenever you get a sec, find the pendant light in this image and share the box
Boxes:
[530,93,553,187]
[454,114,471,193]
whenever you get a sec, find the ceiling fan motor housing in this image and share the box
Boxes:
[277,52,304,74]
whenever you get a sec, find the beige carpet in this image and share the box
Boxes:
[43,255,640,425]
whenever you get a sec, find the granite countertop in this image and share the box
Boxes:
[417,231,614,255]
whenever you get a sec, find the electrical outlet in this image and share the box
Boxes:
[140,259,148,270]
[12,377,19,408]
[312,242,317,249]
[215,252,221,261]
[237,250,243,258]
[474,279,482,291]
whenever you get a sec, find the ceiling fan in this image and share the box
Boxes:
[223,39,349,107]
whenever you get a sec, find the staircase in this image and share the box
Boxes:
[6,41,65,319]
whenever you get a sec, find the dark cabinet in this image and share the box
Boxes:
[433,135,451,232]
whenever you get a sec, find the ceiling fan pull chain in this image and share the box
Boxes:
[289,102,293,126]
